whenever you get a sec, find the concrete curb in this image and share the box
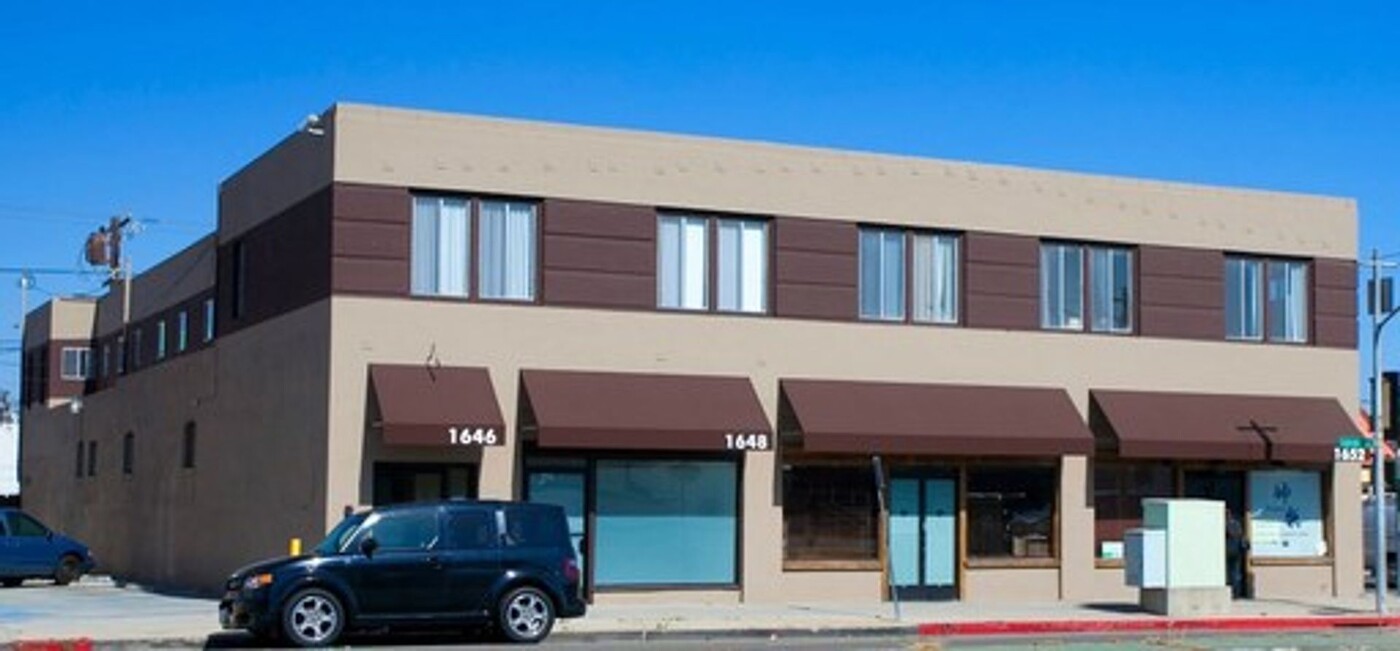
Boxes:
[918,614,1400,637]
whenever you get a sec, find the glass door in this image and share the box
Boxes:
[890,474,957,600]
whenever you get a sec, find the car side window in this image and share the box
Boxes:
[504,507,566,548]
[6,513,48,538]
[360,511,439,552]
[443,509,498,550]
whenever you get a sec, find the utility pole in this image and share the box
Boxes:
[1369,249,1400,614]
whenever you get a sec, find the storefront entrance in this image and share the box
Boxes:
[889,474,957,600]
[372,463,476,505]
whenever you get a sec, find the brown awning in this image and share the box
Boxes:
[369,364,505,446]
[780,379,1094,456]
[520,369,771,451]
[1090,390,1358,463]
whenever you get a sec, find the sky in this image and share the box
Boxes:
[0,2,1397,409]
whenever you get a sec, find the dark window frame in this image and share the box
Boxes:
[1225,254,1311,345]
[655,212,773,316]
[858,226,964,326]
[408,193,544,305]
[1040,241,1136,335]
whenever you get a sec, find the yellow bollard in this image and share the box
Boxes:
[289,537,302,556]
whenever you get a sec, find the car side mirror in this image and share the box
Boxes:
[359,537,379,558]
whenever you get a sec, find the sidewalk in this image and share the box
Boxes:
[3,577,1399,645]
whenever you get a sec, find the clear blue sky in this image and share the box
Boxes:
[1,2,1397,407]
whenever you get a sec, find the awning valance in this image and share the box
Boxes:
[521,369,771,451]
[780,379,1094,456]
[1090,390,1358,463]
[369,364,505,446]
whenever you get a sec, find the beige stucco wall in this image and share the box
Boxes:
[20,300,333,592]
[330,103,1355,259]
[327,296,1359,603]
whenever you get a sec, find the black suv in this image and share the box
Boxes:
[220,501,585,647]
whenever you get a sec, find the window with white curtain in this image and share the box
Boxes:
[479,200,538,301]
[1040,243,1084,330]
[912,233,959,324]
[859,228,906,320]
[717,219,768,313]
[1226,257,1264,340]
[658,214,710,310]
[1089,246,1133,333]
[1266,259,1308,343]
[410,196,470,297]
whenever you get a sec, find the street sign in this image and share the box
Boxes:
[1336,435,1371,463]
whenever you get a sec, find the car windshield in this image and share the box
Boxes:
[314,513,368,555]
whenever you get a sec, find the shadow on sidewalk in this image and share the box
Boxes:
[203,628,505,649]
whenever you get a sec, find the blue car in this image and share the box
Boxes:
[0,507,95,587]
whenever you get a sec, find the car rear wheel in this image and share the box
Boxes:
[282,587,345,648]
[52,555,82,586]
[497,585,555,644]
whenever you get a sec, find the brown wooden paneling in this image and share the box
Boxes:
[964,232,1038,330]
[332,184,410,296]
[773,217,857,321]
[1313,258,1356,349]
[219,186,333,338]
[541,198,656,309]
[1138,246,1224,341]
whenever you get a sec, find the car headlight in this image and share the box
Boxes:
[242,573,273,590]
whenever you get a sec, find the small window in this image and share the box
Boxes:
[231,240,248,320]
[967,466,1056,559]
[478,200,538,301]
[912,233,959,324]
[203,298,216,342]
[859,228,906,320]
[75,441,84,479]
[1041,243,1085,330]
[130,329,143,370]
[182,422,197,469]
[358,511,439,552]
[1266,260,1308,343]
[177,311,189,353]
[156,321,167,360]
[1226,257,1263,340]
[657,214,710,310]
[86,441,97,477]
[1042,243,1133,333]
[60,347,92,381]
[410,196,471,297]
[783,465,879,562]
[115,336,126,375]
[122,432,134,475]
[445,509,499,550]
[715,218,768,313]
[1227,256,1308,343]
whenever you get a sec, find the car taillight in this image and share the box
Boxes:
[562,557,581,583]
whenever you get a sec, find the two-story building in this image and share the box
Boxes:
[20,103,1361,603]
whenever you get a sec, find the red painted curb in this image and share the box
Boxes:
[918,615,1400,637]
[10,640,94,651]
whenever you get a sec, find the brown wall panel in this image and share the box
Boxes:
[1138,246,1224,341]
[964,232,1038,330]
[542,235,652,275]
[773,217,857,320]
[1313,258,1356,349]
[542,270,656,310]
[219,186,333,338]
[333,258,410,296]
[333,184,411,224]
[333,221,410,260]
[540,198,656,309]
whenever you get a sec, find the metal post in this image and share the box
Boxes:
[1373,248,1389,614]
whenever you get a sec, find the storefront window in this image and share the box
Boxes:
[1248,469,1327,557]
[967,466,1056,559]
[1094,462,1174,560]
[783,465,879,562]
[594,460,737,586]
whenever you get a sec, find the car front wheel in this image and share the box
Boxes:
[282,587,345,648]
[497,585,555,644]
[53,555,83,586]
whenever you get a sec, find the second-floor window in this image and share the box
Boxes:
[859,228,959,323]
[411,195,538,301]
[60,347,91,380]
[177,310,189,352]
[1226,256,1308,343]
[1041,243,1133,333]
[156,321,167,360]
[657,214,769,313]
[203,298,216,342]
